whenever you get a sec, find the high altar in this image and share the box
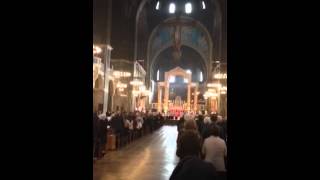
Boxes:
[156,67,199,115]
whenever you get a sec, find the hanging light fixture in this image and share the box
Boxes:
[132,90,140,96]
[113,71,131,78]
[130,79,143,86]
[116,82,127,89]
[93,45,102,55]
[139,85,146,91]
[214,73,227,79]
[207,83,222,88]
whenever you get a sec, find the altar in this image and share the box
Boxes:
[167,96,185,120]
[155,67,199,116]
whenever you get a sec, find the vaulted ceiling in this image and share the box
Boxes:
[93,0,227,72]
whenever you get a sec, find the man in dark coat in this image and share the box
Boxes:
[97,115,107,155]
[217,119,227,143]
[177,115,185,133]
[196,114,204,134]
[111,111,125,134]
[170,130,217,180]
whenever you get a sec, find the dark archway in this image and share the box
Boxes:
[95,75,104,89]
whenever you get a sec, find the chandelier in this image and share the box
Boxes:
[130,79,144,86]
[214,73,227,79]
[207,83,222,88]
[113,71,131,78]
[116,82,127,89]
[93,45,102,55]
[132,89,151,97]
[132,90,140,96]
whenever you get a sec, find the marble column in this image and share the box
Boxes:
[193,85,198,112]
[157,84,162,112]
[211,97,217,113]
[187,83,191,111]
[164,82,169,113]
[103,0,112,113]
[103,46,113,113]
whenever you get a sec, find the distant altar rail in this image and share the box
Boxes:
[163,116,180,125]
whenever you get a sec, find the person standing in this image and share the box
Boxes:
[170,130,217,180]
[97,113,107,156]
[202,125,227,180]
[201,116,212,140]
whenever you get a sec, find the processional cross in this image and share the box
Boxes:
[160,14,197,61]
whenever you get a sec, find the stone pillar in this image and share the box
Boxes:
[193,85,198,112]
[103,0,112,113]
[102,49,109,113]
[211,97,217,113]
[157,84,162,112]
[164,82,169,113]
[103,46,112,113]
[187,83,191,111]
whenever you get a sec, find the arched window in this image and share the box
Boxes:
[185,2,192,14]
[202,1,206,9]
[169,3,176,14]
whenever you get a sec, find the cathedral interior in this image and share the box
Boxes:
[93,0,227,179]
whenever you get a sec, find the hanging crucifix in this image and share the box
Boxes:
[160,14,197,62]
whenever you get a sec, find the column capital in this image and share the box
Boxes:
[107,44,113,50]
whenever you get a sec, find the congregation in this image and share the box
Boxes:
[93,111,227,180]
[173,112,227,180]
[93,111,164,160]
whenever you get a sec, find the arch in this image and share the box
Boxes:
[147,16,213,84]
[150,44,208,83]
[94,75,104,89]
[164,67,192,83]
[134,0,223,61]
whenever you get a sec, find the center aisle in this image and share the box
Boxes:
[93,125,179,180]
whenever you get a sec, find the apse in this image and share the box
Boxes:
[152,45,206,83]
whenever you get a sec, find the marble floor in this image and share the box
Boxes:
[93,125,179,180]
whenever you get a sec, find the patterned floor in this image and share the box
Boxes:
[93,125,179,180]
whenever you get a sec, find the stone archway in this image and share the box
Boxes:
[157,67,199,113]
[93,75,104,112]
[151,45,208,83]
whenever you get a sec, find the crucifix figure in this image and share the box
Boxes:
[160,15,197,62]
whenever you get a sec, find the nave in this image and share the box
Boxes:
[93,125,178,180]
